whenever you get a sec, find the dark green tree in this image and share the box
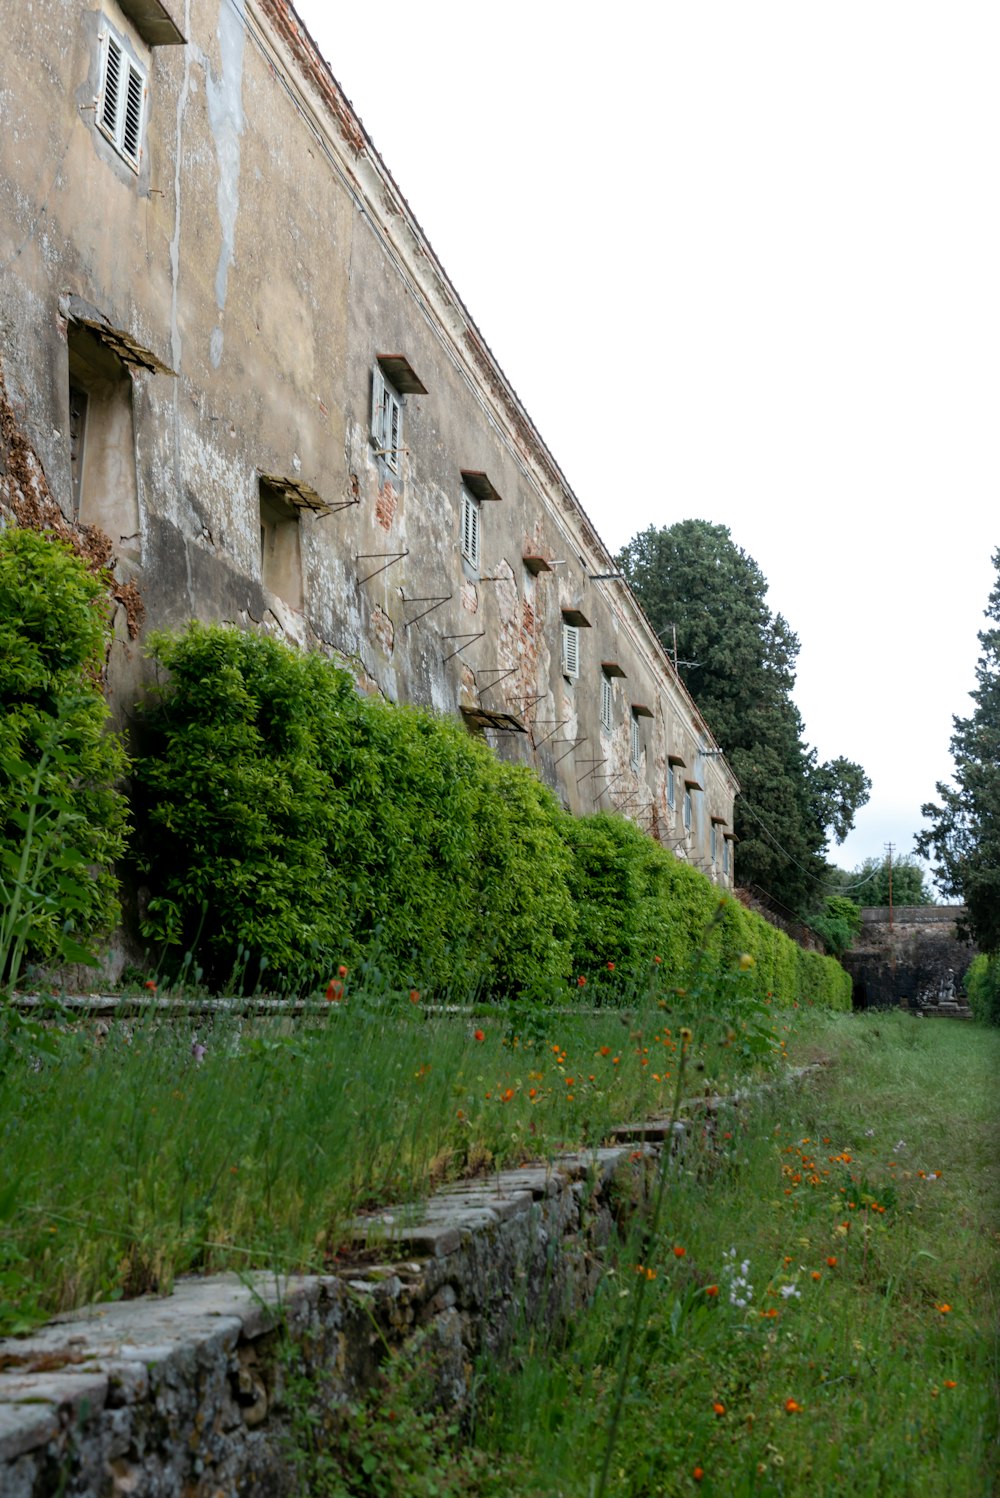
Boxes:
[826,855,935,908]
[917,548,1000,952]
[617,520,870,911]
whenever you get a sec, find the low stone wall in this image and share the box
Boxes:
[0,1148,639,1497]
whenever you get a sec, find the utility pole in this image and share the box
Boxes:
[884,842,895,932]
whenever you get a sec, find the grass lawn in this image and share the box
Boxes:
[462,1009,999,1497]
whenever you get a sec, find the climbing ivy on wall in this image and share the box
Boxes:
[134,623,850,1010]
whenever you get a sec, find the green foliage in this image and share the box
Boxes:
[918,548,1000,952]
[135,623,850,1008]
[964,953,1000,1026]
[809,894,864,957]
[136,624,575,995]
[827,854,935,909]
[616,520,870,912]
[0,527,128,983]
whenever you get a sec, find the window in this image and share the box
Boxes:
[460,488,480,569]
[600,672,614,732]
[723,838,731,876]
[561,622,580,679]
[630,711,641,769]
[667,763,675,809]
[66,323,140,556]
[98,27,147,171]
[370,365,403,473]
[259,479,304,611]
[370,356,426,475]
[683,787,692,830]
[711,823,718,862]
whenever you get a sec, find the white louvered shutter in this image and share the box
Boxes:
[601,674,613,731]
[370,364,385,445]
[100,34,123,139]
[461,490,480,567]
[387,396,400,470]
[121,63,145,167]
[630,713,640,767]
[562,623,579,679]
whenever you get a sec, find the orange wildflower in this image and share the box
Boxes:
[785,1399,801,1414]
[337,964,348,978]
[577,975,586,987]
[713,1402,725,1416]
[409,989,420,1004]
[826,1256,837,1267]
[693,1468,704,1483]
[474,1029,485,1042]
[944,1380,957,1389]
[705,1284,719,1297]
[673,1245,686,1258]
[935,1303,953,1314]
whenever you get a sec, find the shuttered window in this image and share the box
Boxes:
[370,364,403,472]
[98,29,146,171]
[667,763,675,808]
[600,673,613,732]
[561,622,580,679]
[630,711,641,769]
[460,489,480,569]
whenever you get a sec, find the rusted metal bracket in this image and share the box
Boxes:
[356,549,408,584]
[401,591,451,629]
[476,666,518,700]
[442,631,485,664]
[528,718,567,749]
[554,737,588,765]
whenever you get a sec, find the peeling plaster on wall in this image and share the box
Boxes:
[168,2,194,608]
[460,579,478,613]
[205,0,247,367]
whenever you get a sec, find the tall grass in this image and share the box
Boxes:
[468,1011,999,1496]
[0,959,775,1334]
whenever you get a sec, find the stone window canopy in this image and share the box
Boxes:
[116,0,186,45]
[258,472,332,516]
[375,354,427,395]
[522,555,552,575]
[61,296,175,377]
[601,660,627,678]
[460,706,527,734]
[460,470,503,504]
[560,607,591,629]
[631,702,654,719]
[684,777,703,792]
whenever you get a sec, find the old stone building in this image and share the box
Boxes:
[0,0,738,880]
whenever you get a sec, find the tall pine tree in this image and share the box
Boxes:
[617,520,869,911]
[918,548,1000,951]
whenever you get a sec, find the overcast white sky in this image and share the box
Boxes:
[293,0,998,882]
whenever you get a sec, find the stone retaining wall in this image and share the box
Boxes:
[0,1148,641,1496]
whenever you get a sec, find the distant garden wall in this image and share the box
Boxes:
[841,907,977,1010]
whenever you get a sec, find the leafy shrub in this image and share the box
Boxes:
[135,622,851,1008]
[135,624,574,995]
[965,954,1000,1026]
[809,895,864,958]
[0,527,128,982]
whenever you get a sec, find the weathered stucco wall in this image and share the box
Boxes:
[842,906,977,1010]
[0,0,737,878]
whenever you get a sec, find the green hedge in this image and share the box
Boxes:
[135,623,850,1009]
[0,527,128,981]
[965,954,1000,1026]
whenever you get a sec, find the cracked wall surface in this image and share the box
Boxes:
[0,0,737,878]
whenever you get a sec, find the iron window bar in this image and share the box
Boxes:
[442,631,485,664]
[356,550,408,584]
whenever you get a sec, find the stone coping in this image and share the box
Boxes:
[0,1069,820,1494]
